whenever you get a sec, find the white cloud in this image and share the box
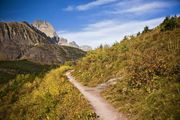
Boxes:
[83,20,119,30]
[63,0,118,11]
[122,1,170,13]
[104,1,172,15]
[77,0,118,11]
[58,17,165,48]
[63,6,74,11]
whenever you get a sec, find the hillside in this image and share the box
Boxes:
[0,20,95,119]
[0,22,85,64]
[73,16,180,119]
[0,61,97,120]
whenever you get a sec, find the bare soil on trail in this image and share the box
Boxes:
[66,71,126,120]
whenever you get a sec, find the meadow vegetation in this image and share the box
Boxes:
[73,16,180,119]
[0,60,97,120]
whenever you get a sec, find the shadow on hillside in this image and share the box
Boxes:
[0,60,56,84]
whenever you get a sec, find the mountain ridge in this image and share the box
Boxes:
[32,20,92,51]
[0,21,85,64]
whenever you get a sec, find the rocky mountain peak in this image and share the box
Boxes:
[32,20,58,38]
[0,21,85,64]
[32,20,92,51]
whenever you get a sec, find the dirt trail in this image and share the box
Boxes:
[66,71,126,120]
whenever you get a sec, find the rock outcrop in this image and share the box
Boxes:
[32,20,59,44]
[32,20,92,51]
[0,22,85,64]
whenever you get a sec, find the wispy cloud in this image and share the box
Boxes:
[64,0,118,11]
[77,0,117,11]
[103,1,174,15]
[121,1,171,13]
[58,17,164,48]
[63,6,74,11]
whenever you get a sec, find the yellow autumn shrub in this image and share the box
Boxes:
[0,65,97,120]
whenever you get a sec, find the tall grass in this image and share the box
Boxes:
[0,64,97,120]
[73,17,180,119]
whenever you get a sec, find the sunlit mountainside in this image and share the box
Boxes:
[73,16,180,119]
[0,0,180,119]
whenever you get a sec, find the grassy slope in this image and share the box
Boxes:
[0,60,97,120]
[73,17,180,119]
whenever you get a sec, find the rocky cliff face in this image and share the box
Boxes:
[32,20,92,51]
[32,20,59,44]
[0,22,85,64]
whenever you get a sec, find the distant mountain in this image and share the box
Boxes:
[58,37,92,51]
[32,20,92,51]
[58,37,69,46]
[80,45,92,51]
[0,21,85,64]
[69,41,79,48]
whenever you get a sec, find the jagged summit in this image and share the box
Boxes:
[32,20,58,38]
[32,20,92,51]
[32,20,59,44]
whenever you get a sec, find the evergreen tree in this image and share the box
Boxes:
[160,16,177,31]
[137,32,141,36]
[143,26,149,33]
[99,44,103,49]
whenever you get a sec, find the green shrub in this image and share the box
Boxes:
[160,16,177,31]
[143,26,150,33]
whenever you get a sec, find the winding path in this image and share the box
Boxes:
[66,71,126,120]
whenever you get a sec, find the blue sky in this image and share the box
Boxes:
[0,0,180,48]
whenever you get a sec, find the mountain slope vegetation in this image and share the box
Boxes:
[73,16,180,119]
[0,61,97,120]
